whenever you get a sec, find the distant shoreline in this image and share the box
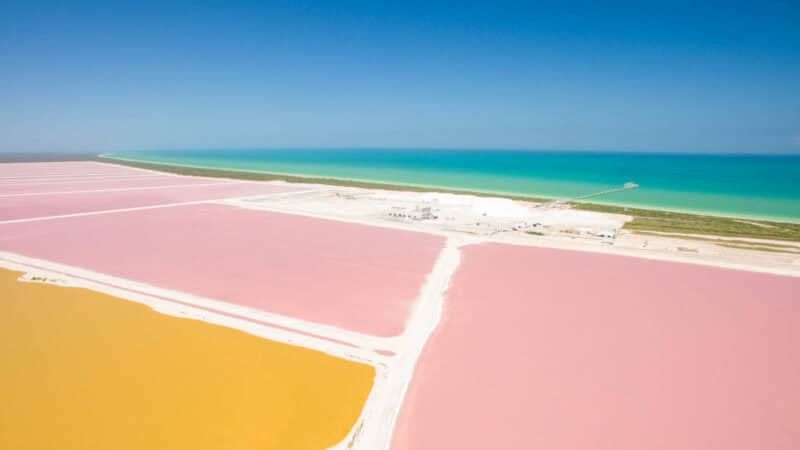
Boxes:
[102,149,800,222]
[98,155,800,242]
[99,153,800,222]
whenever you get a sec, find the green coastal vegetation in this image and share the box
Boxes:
[630,231,800,254]
[630,231,800,249]
[98,156,552,200]
[572,204,800,243]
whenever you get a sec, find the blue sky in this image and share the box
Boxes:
[1,0,798,153]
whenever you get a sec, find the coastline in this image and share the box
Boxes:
[101,151,800,223]
[99,154,550,202]
[99,154,800,242]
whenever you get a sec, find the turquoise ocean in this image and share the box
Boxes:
[108,149,800,222]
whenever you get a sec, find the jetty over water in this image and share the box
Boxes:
[549,181,639,205]
[573,182,639,200]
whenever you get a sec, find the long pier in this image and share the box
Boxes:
[550,181,639,205]
[573,182,639,200]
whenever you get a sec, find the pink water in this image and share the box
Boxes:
[392,243,800,450]
[0,203,444,336]
[0,175,227,195]
[0,161,146,178]
[0,181,301,220]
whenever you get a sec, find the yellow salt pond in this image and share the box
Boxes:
[0,269,374,450]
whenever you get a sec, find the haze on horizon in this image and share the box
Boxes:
[1,0,798,154]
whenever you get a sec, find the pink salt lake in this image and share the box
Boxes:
[392,243,800,450]
[0,161,137,178]
[0,181,306,221]
[0,161,308,221]
[0,174,224,195]
[0,203,444,336]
